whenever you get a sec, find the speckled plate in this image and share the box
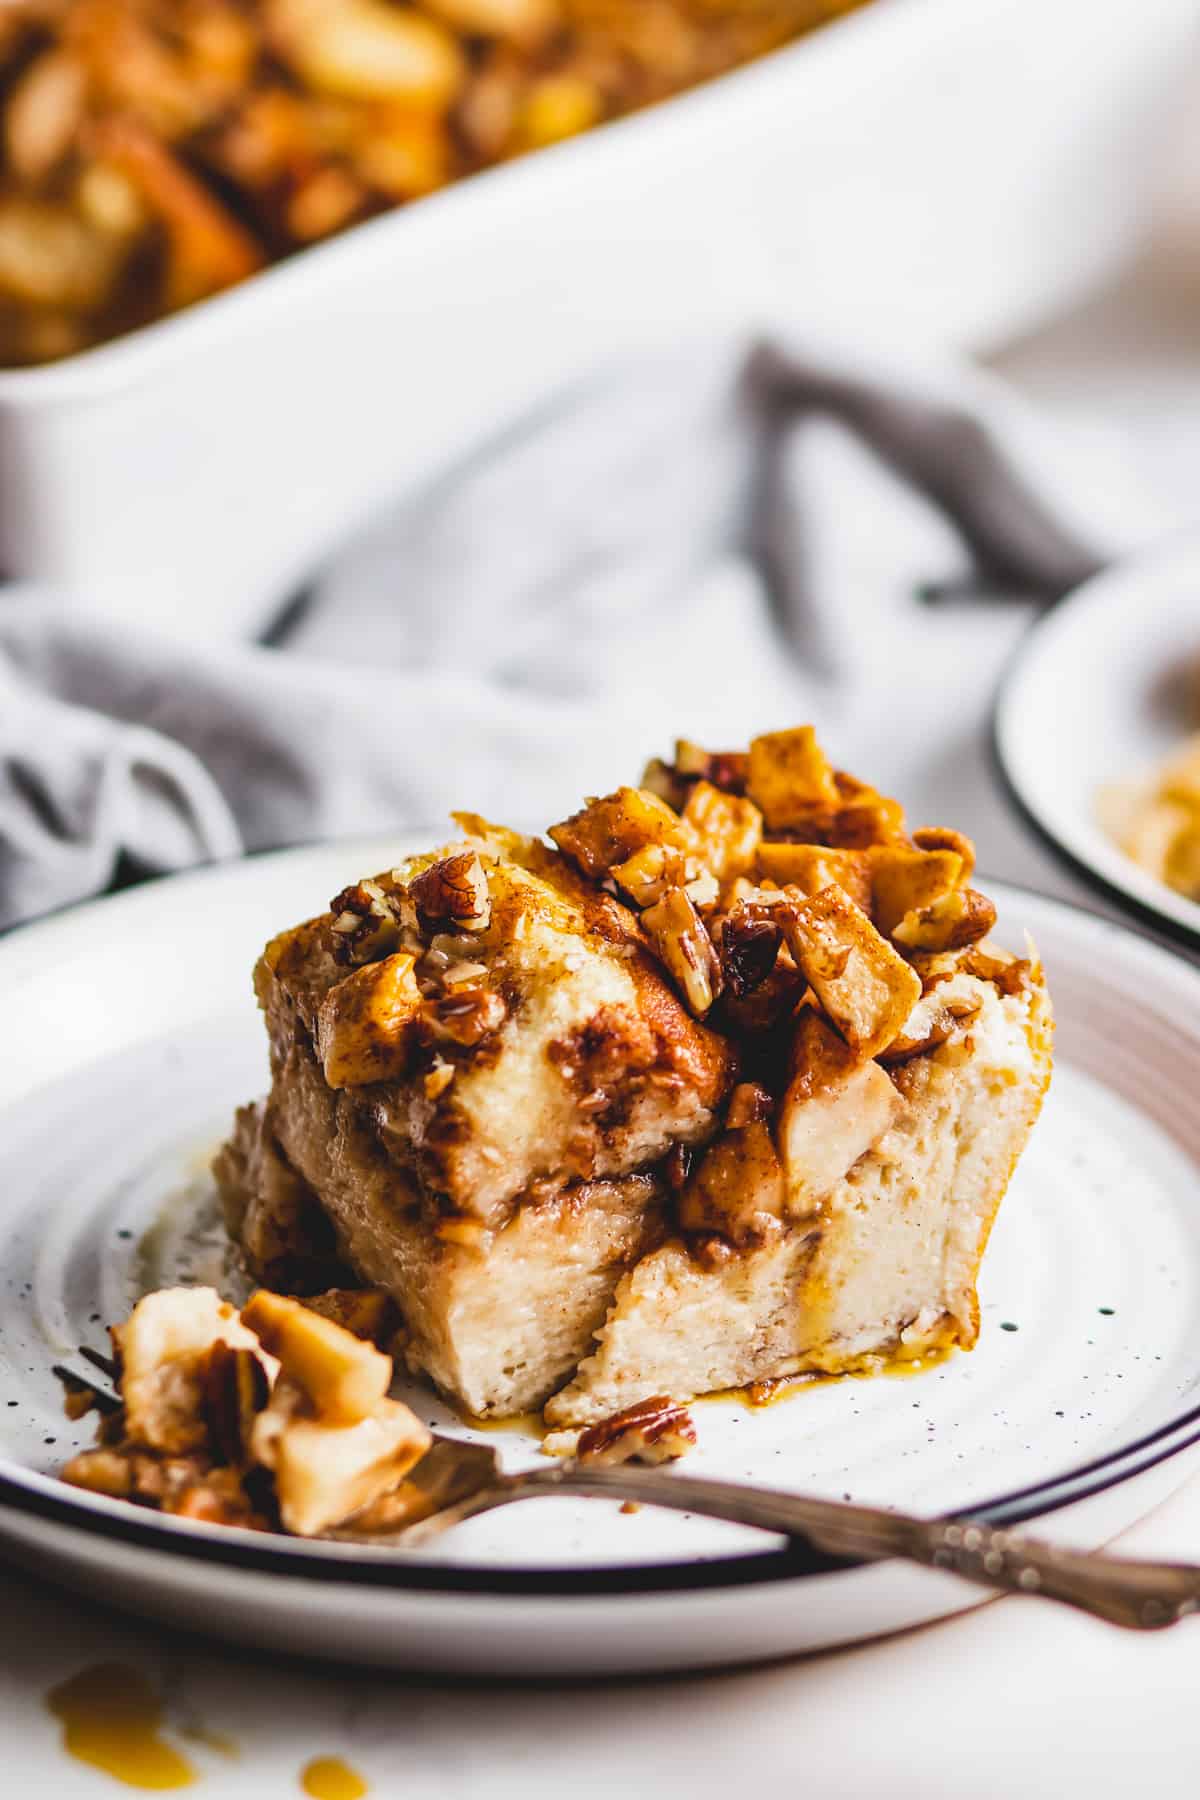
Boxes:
[3,843,1200,1674]
[994,535,1200,950]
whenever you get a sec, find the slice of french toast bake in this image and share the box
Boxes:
[215,728,1053,1428]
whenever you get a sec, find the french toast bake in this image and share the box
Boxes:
[215,727,1054,1430]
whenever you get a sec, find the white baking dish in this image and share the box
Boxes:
[0,0,1194,640]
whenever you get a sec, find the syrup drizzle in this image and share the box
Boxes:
[46,1664,196,1790]
[301,1755,369,1799]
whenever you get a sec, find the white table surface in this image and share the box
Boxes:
[8,250,1200,1795]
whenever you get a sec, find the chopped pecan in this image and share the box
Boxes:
[328,878,402,965]
[878,994,983,1065]
[610,840,691,909]
[576,1396,697,1466]
[960,947,1036,995]
[61,1446,134,1498]
[893,886,997,952]
[719,904,783,998]
[409,851,491,933]
[424,985,506,1047]
[641,888,722,1016]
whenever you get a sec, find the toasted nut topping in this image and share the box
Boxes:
[718,903,783,997]
[423,1057,456,1099]
[61,1447,135,1498]
[577,1396,697,1466]
[327,878,402,965]
[242,1289,392,1425]
[878,994,983,1065]
[641,888,723,1016]
[316,951,422,1088]
[893,886,997,952]
[409,851,491,933]
[610,841,692,909]
[424,986,506,1047]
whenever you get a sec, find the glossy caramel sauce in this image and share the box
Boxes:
[458,1408,543,1437]
[699,1338,958,1411]
[301,1755,369,1799]
[46,1664,196,1790]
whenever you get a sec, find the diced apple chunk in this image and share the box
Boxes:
[115,1287,266,1455]
[756,842,873,910]
[747,726,839,829]
[549,787,691,878]
[241,1289,392,1425]
[778,1012,905,1208]
[870,846,963,937]
[251,1387,431,1537]
[680,781,762,882]
[315,951,422,1089]
[781,885,921,1059]
[678,1120,787,1243]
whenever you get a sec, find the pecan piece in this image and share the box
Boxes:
[577,1396,697,1466]
[893,887,997,952]
[719,905,783,998]
[328,878,402,965]
[641,888,722,1016]
[409,851,491,933]
[424,986,506,1047]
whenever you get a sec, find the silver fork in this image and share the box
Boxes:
[63,1361,1200,1631]
[329,1432,1200,1632]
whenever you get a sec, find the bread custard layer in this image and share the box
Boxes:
[215,729,1053,1426]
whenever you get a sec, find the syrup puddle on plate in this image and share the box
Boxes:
[301,1756,369,1799]
[46,1664,196,1790]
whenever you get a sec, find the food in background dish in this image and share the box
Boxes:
[1098,733,1200,903]
[215,726,1054,1432]
[0,0,868,365]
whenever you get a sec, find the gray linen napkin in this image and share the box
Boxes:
[0,329,1166,930]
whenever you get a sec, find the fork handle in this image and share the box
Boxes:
[512,1464,1200,1631]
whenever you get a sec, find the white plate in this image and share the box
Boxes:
[994,536,1200,950]
[4,844,1200,1674]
